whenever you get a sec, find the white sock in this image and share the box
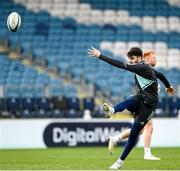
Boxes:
[117,158,124,165]
[110,107,115,114]
[144,147,152,156]
[112,134,122,144]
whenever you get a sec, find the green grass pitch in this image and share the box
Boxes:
[0,147,180,170]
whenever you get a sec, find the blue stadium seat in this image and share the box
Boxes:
[64,86,77,97]
[0,98,6,116]
[92,107,104,118]
[116,25,129,41]
[155,32,168,42]
[36,73,50,85]
[168,7,180,16]
[21,78,35,84]
[50,96,67,117]
[155,96,167,117]
[19,97,36,117]
[52,96,68,110]
[20,85,34,97]
[62,17,76,30]
[34,85,45,97]
[6,97,21,117]
[83,97,95,111]
[71,68,83,82]
[21,97,36,111]
[20,109,34,118]
[49,86,65,97]
[36,97,51,111]
[168,97,180,117]
[66,109,77,118]
[142,32,155,42]
[51,109,65,118]
[67,97,80,111]
[36,109,50,118]
[4,85,20,97]
[35,22,49,36]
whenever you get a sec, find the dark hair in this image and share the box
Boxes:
[127,47,143,58]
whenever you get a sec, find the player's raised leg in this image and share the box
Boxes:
[103,96,137,118]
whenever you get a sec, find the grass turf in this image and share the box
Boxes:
[0,147,180,170]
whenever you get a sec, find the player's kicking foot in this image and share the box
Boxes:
[107,137,116,155]
[109,159,123,170]
[144,154,161,160]
[102,103,114,118]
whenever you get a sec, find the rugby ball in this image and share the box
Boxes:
[7,12,21,32]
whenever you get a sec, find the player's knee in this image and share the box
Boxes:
[130,121,144,138]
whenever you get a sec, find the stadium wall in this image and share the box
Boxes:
[0,118,179,149]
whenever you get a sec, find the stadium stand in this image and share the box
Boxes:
[0,0,179,118]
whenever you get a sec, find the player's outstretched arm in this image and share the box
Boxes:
[88,47,126,68]
[153,69,176,95]
[88,47,146,75]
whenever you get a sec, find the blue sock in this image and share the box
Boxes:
[114,97,136,113]
[120,121,144,160]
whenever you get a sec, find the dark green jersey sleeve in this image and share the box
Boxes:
[153,69,171,88]
[99,54,147,76]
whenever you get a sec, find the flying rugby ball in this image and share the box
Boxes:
[7,12,21,32]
